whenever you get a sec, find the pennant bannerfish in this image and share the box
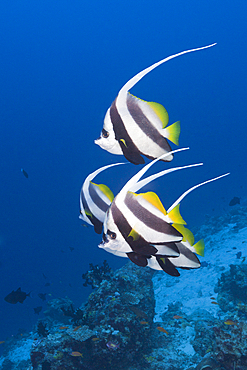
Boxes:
[95,43,216,165]
[79,162,125,234]
[80,147,195,234]
[99,149,229,276]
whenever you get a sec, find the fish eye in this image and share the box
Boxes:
[107,230,116,240]
[102,129,109,138]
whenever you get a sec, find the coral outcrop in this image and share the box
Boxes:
[30,262,155,370]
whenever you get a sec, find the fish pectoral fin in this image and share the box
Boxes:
[168,204,186,225]
[119,140,145,165]
[119,138,128,148]
[127,228,140,241]
[162,121,180,146]
[85,209,93,218]
[127,232,158,255]
[193,239,205,257]
[156,256,180,276]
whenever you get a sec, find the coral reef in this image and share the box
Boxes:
[1,206,247,370]
[213,321,247,370]
[194,357,226,369]
[30,261,155,370]
[43,297,75,324]
[37,321,49,338]
[82,260,113,289]
[215,264,247,312]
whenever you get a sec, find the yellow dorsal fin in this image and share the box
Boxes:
[193,239,205,257]
[165,121,180,145]
[172,224,194,245]
[147,101,169,128]
[90,182,114,202]
[137,191,167,215]
[167,204,186,225]
[127,228,140,241]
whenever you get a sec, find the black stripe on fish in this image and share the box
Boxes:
[88,182,110,213]
[110,202,158,255]
[80,191,103,234]
[124,192,182,239]
[126,93,172,156]
[110,99,145,165]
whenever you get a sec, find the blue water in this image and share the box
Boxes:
[0,0,246,342]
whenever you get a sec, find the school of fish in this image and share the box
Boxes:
[80,43,229,276]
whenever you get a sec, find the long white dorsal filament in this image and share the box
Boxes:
[167,173,230,214]
[83,162,126,185]
[119,147,190,196]
[130,163,203,193]
[119,43,217,96]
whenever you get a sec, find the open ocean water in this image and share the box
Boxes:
[0,0,246,367]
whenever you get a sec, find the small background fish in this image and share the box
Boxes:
[21,168,28,178]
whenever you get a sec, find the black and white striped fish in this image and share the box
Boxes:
[99,149,229,276]
[95,43,216,165]
[79,162,125,234]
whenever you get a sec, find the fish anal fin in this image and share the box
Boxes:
[168,204,186,225]
[119,140,145,165]
[172,224,194,245]
[163,121,180,146]
[147,101,169,128]
[90,182,114,202]
[193,239,205,257]
[137,191,167,215]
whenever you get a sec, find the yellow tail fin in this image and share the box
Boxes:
[193,239,205,257]
[165,121,180,145]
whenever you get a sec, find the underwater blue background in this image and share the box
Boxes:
[0,0,246,342]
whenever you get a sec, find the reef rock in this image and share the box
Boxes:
[215,264,247,312]
[30,262,155,370]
